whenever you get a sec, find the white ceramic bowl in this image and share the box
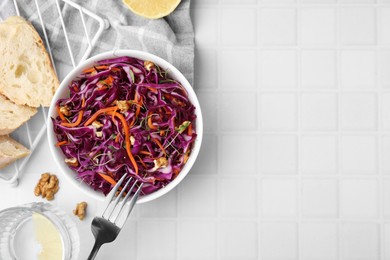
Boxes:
[47,50,203,204]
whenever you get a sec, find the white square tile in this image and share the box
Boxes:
[379,50,390,88]
[259,93,297,130]
[259,8,297,45]
[383,93,390,130]
[301,8,336,45]
[139,220,176,259]
[301,136,337,174]
[260,50,297,89]
[221,8,256,45]
[221,92,257,131]
[340,50,376,89]
[341,223,379,260]
[301,94,338,131]
[221,178,257,218]
[219,221,258,259]
[179,176,217,217]
[261,179,297,217]
[261,223,298,260]
[383,136,390,174]
[197,92,217,132]
[301,50,336,89]
[192,134,217,175]
[301,223,338,260]
[302,179,338,217]
[380,8,390,44]
[221,50,257,89]
[341,179,378,218]
[179,221,217,259]
[384,180,390,218]
[139,189,177,218]
[341,136,377,174]
[340,8,376,45]
[195,49,217,89]
[341,93,377,130]
[259,136,297,174]
[193,7,218,46]
[221,135,257,174]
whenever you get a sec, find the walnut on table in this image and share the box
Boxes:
[73,202,88,220]
[34,173,59,201]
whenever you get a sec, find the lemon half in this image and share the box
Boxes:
[123,0,181,19]
[33,212,63,260]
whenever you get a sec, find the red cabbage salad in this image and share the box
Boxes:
[52,56,197,196]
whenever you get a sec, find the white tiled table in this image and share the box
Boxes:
[2,0,390,259]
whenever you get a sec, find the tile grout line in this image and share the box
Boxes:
[216,1,222,259]
[376,4,385,260]
[336,1,343,259]
[296,1,303,259]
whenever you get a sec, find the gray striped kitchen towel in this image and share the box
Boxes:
[0,0,195,85]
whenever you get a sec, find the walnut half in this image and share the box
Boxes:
[73,202,88,220]
[34,173,59,201]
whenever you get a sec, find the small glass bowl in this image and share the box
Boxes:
[0,202,79,260]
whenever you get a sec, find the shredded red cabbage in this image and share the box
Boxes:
[52,56,196,196]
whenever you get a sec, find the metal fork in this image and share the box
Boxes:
[87,174,143,260]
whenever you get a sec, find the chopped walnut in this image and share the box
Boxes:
[96,131,103,138]
[151,157,168,171]
[65,157,78,167]
[144,61,155,71]
[130,136,135,146]
[73,202,87,220]
[92,120,103,129]
[34,173,59,201]
[59,105,71,116]
[115,100,130,113]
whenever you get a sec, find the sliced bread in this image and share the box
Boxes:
[0,135,30,170]
[0,16,59,107]
[0,94,37,135]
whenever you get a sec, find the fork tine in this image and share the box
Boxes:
[99,174,127,217]
[110,182,143,225]
[103,177,133,219]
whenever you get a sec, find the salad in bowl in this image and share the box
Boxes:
[47,50,203,203]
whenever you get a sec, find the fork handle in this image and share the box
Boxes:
[87,240,103,260]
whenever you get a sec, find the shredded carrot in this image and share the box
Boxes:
[84,106,118,126]
[56,105,66,121]
[140,150,152,156]
[105,75,114,85]
[135,155,147,168]
[188,123,193,135]
[147,115,158,130]
[129,95,142,128]
[73,85,79,92]
[83,65,109,74]
[61,98,85,127]
[153,138,166,157]
[160,130,165,136]
[107,111,139,175]
[98,173,117,186]
[146,86,158,93]
[115,134,120,143]
[55,140,68,147]
[112,106,118,124]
